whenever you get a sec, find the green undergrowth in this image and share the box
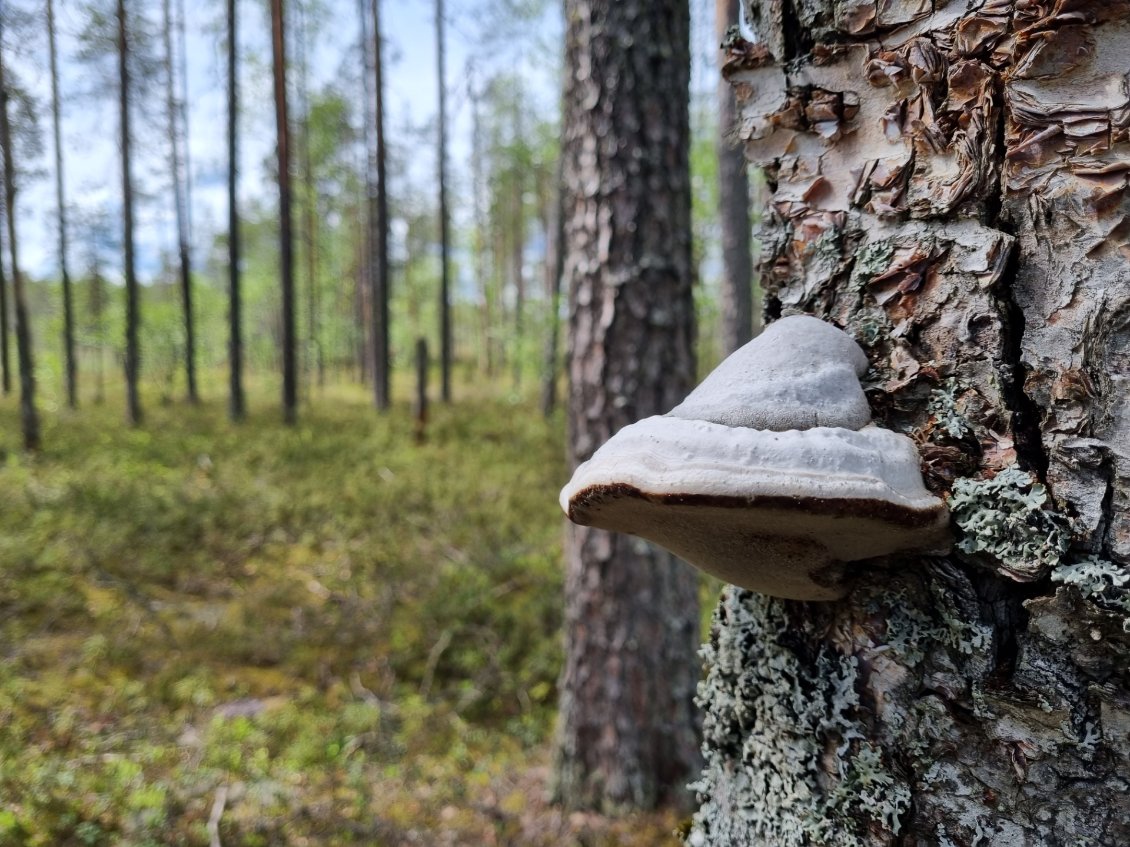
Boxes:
[0,381,677,845]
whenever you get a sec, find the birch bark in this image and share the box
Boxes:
[691,1,1130,843]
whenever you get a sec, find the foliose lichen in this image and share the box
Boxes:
[927,379,972,440]
[687,590,911,847]
[948,465,1071,580]
[1051,555,1130,631]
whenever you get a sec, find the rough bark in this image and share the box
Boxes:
[117,0,141,427]
[436,0,451,403]
[0,21,38,450]
[162,0,196,403]
[556,0,701,812]
[270,0,297,424]
[690,1,1130,844]
[369,0,390,411]
[47,0,76,410]
[715,0,755,356]
[227,0,244,421]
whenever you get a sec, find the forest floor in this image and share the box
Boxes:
[0,380,684,846]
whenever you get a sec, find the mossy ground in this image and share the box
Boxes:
[0,376,681,846]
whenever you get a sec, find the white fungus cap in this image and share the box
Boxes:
[560,315,951,601]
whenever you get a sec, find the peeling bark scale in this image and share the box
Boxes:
[691,1,1130,844]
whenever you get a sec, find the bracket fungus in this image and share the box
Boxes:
[559,315,951,601]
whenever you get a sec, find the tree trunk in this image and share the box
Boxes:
[0,195,7,397]
[162,0,196,403]
[47,0,76,410]
[436,0,451,403]
[714,0,755,356]
[469,74,494,379]
[690,2,1130,843]
[270,0,297,424]
[296,1,319,391]
[227,0,244,421]
[540,152,565,417]
[0,23,38,450]
[556,0,701,813]
[117,0,141,426]
[369,0,390,411]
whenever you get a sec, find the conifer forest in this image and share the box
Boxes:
[5,0,1129,843]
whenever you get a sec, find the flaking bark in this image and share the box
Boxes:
[690,1,1130,843]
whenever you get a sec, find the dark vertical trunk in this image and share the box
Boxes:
[270,0,297,424]
[413,336,427,443]
[690,1,1130,843]
[0,197,7,397]
[715,0,754,355]
[224,0,242,420]
[162,0,196,403]
[436,0,451,403]
[227,0,244,420]
[47,0,76,409]
[0,22,38,450]
[370,0,389,410]
[540,152,565,417]
[556,0,700,812]
[117,0,141,426]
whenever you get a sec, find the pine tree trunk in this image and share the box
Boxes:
[715,0,754,356]
[227,0,244,421]
[162,0,196,404]
[369,0,390,411]
[270,0,297,424]
[47,0,76,410]
[436,0,451,403]
[0,23,38,450]
[690,2,1130,843]
[117,0,142,427]
[556,0,701,813]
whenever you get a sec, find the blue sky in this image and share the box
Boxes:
[17,0,719,283]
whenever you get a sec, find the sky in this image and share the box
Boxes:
[15,0,720,284]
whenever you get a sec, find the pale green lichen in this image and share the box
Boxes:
[1051,555,1130,631]
[927,380,972,440]
[688,591,912,847]
[948,466,1071,579]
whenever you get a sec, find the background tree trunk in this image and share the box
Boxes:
[0,20,39,450]
[436,0,451,403]
[691,1,1130,843]
[227,0,244,421]
[48,0,77,410]
[117,0,141,426]
[270,0,297,424]
[369,0,390,411]
[162,0,196,404]
[714,0,754,356]
[556,0,701,813]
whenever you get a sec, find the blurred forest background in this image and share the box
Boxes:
[0,0,754,842]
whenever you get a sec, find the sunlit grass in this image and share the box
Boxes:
[0,373,683,845]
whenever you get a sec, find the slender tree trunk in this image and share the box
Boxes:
[117,0,142,426]
[540,152,565,417]
[691,2,1130,843]
[0,195,7,397]
[556,0,700,812]
[369,0,390,411]
[47,0,76,409]
[0,23,38,450]
[714,0,754,355]
[436,0,451,403]
[469,75,493,379]
[162,0,196,403]
[296,2,319,390]
[270,0,297,424]
[510,149,525,391]
[227,0,244,420]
